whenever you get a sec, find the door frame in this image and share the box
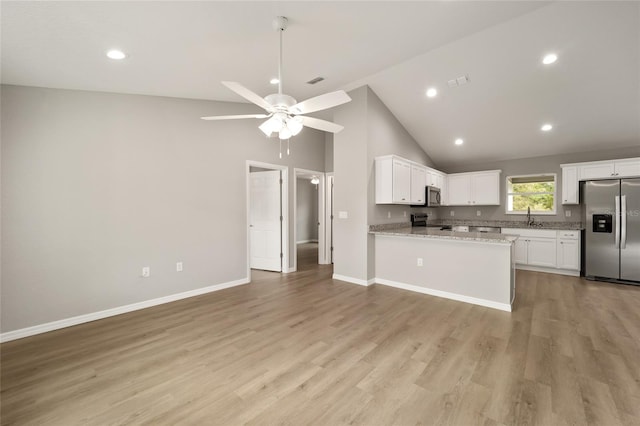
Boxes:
[293,168,327,271]
[325,173,334,264]
[246,161,289,278]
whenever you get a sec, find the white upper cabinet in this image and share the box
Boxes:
[561,157,640,205]
[613,158,640,177]
[375,155,446,205]
[471,171,501,205]
[561,166,579,205]
[391,158,411,204]
[575,157,640,181]
[410,164,427,204]
[446,170,501,206]
[579,162,615,180]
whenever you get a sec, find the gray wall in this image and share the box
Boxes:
[333,85,436,282]
[333,86,369,281]
[296,178,318,242]
[1,85,327,332]
[439,146,640,222]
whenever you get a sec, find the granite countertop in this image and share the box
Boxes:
[427,219,584,230]
[370,226,518,245]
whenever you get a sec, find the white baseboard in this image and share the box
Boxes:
[516,264,580,277]
[332,274,375,287]
[374,278,512,312]
[296,239,319,244]
[0,277,250,343]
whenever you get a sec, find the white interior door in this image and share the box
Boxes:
[250,170,282,271]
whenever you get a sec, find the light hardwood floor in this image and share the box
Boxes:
[2,253,640,425]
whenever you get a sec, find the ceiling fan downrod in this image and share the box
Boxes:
[273,16,288,96]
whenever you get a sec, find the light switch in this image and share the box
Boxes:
[476,210,481,217]
[565,210,572,217]
[339,211,348,219]
[450,210,455,217]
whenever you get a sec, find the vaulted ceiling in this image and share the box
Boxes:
[2,1,638,167]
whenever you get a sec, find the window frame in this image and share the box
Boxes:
[505,173,557,215]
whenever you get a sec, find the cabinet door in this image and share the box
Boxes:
[392,159,411,204]
[471,171,500,205]
[527,237,557,268]
[433,173,444,190]
[561,166,579,204]
[514,239,528,264]
[410,165,427,204]
[446,174,471,205]
[579,162,615,180]
[614,158,640,178]
[557,239,580,270]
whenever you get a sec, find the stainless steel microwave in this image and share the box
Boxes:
[426,186,441,207]
[411,185,441,207]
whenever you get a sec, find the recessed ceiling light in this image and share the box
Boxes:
[270,78,280,85]
[542,53,557,65]
[541,124,553,132]
[106,49,126,60]
[454,138,464,146]
[426,88,437,98]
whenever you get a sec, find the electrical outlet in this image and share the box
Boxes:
[417,258,423,267]
[565,210,572,217]
[176,262,183,272]
[476,210,481,217]
[404,211,407,217]
[388,211,391,219]
[142,267,150,278]
[450,210,455,217]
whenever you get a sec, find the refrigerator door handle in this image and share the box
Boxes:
[615,195,620,248]
[621,195,627,249]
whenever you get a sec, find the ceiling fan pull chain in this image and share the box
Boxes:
[287,139,290,156]
[279,139,282,159]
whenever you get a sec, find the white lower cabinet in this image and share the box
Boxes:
[526,237,557,268]
[507,228,580,276]
[556,230,580,270]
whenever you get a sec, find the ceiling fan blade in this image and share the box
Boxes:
[299,116,344,133]
[201,114,270,121]
[290,91,351,115]
[221,81,273,112]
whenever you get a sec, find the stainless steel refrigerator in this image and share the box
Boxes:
[583,178,640,284]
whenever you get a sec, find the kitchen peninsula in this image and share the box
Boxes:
[370,224,517,312]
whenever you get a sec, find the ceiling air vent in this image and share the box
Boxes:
[306,77,325,85]
[448,75,470,88]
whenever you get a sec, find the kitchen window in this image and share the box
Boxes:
[506,174,556,215]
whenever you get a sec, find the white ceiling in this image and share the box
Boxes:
[2,1,638,167]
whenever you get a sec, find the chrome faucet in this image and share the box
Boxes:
[526,207,535,226]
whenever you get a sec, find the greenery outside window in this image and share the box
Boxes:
[506,174,556,215]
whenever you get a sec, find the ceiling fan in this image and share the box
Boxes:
[201,16,352,157]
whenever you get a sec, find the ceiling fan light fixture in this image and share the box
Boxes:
[259,116,281,137]
[287,116,304,136]
[279,126,292,140]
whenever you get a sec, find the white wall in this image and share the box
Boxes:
[1,85,327,332]
[296,178,318,243]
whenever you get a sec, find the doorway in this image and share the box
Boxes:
[293,168,326,271]
[246,161,288,277]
